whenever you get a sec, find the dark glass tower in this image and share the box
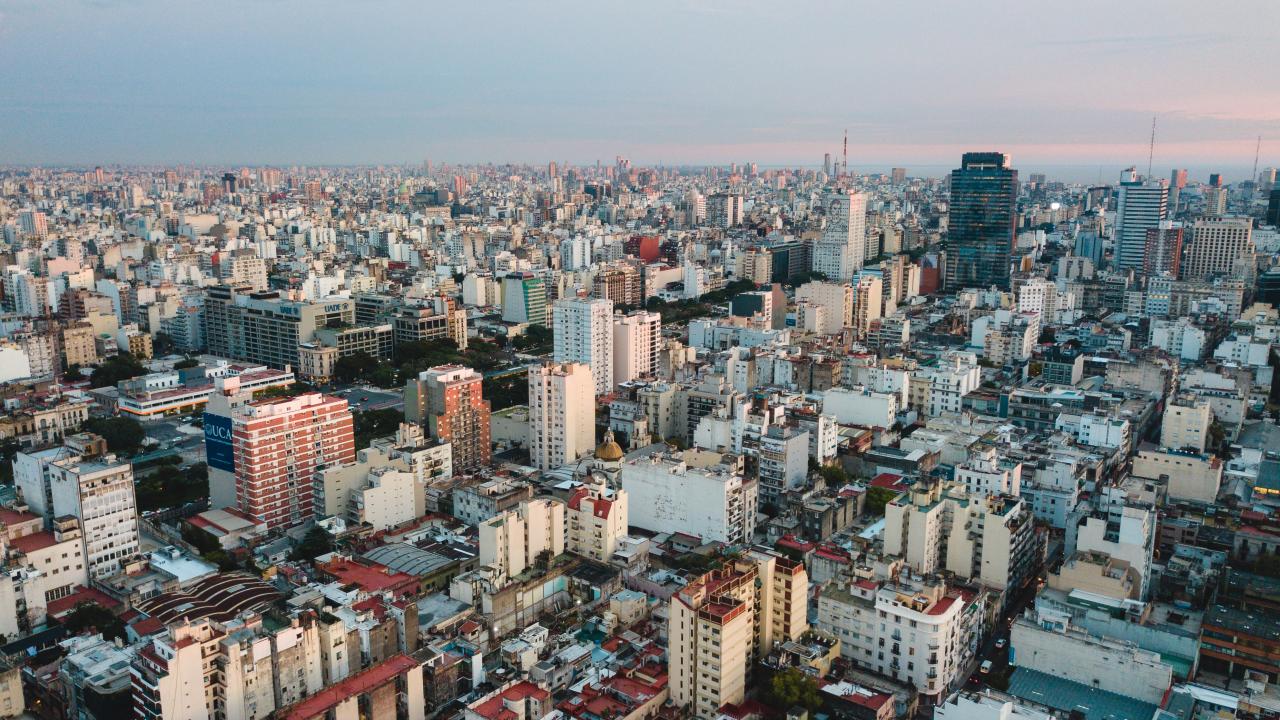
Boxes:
[945,152,1018,290]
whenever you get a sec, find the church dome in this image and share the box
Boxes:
[595,433,624,462]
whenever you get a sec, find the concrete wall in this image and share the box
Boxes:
[1010,619,1171,704]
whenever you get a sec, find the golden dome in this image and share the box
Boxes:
[595,433,624,461]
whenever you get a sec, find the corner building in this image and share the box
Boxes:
[231,393,355,531]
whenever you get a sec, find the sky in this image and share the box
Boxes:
[1,0,1278,180]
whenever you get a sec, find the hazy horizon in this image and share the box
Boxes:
[2,0,1277,177]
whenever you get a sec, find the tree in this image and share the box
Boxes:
[152,332,176,357]
[255,382,316,399]
[368,365,398,388]
[766,668,823,713]
[864,486,900,517]
[136,463,209,511]
[534,548,553,572]
[83,416,146,456]
[291,527,334,562]
[817,464,850,487]
[512,325,553,354]
[61,602,126,642]
[173,357,200,370]
[483,374,528,412]
[353,408,404,450]
[88,352,148,388]
[333,352,379,383]
[1208,421,1227,453]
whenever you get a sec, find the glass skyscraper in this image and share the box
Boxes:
[945,152,1018,290]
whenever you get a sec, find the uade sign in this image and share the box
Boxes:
[204,413,236,473]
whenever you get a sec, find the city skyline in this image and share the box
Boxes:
[1,0,1276,173]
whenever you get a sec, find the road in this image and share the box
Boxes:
[332,384,403,412]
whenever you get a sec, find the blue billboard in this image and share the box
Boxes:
[204,412,236,473]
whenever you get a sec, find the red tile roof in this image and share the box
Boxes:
[315,557,418,597]
[470,681,550,720]
[10,531,62,554]
[277,654,419,720]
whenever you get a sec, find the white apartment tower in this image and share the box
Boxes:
[478,498,565,580]
[528,362,596,470]
[48,456,140,581]
[612,310,662,384]
[812,190,867,281]
[668,550,808,718]
[795,281,853,335]
[554,297,615,395]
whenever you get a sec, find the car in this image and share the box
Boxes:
[980,660,993,674]
[995,638,1007,649]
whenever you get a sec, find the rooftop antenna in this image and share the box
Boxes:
[1147,115,1157,178]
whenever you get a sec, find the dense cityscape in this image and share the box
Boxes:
[2,3,1280,720]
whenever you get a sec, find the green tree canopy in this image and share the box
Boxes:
[88,353,148,388]
[291,527,334,562]
[766,668,823,713]
[83,416,146,456]
[333,351,380,383]
[353,408,404,449]
[865,486,900,517]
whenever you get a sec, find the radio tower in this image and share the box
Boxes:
[1253,135,1262,181]
[842,129,849,178]
[1147,115,1156,178]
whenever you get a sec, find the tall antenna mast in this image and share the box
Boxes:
[842,129,848,178]
[1147,115,1156,178]
[1253,135,1262,181]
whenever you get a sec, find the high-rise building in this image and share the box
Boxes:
[404,365,491,474]
[47,454,140,581]
[945,152,1018,290]
[818,575,984,702]
[552,297,614,396]
[612,310,661,384]
[501,272,548,326]
[1144,221,1184,277]
[17,210,48,238]
[851,273,884,339]
[1183,216,1255,280]
[891,167,907,184]
[1160,395,1212,452]
[668,550,808,718]
[1203,185,1228,216]
[795,281,852,336]
[1169,168,1188,213]
[1268,188,1280,226]
[592,263,642,307]
[1114,168,1169,274]
[566,465,628,563]
[528,362,595,470]
[207,392,355,530]
[620,446,756,544]
[812,190,867,281]
[884,479,1038,596]
[706,192,743,228]
[479,498,564,580]
[204,286,355,370]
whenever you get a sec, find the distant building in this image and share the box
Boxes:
[1114,168,1169,275]
[946,152,1018,290]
